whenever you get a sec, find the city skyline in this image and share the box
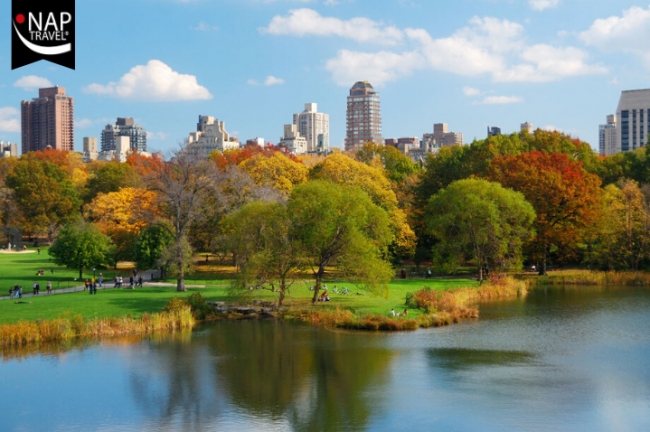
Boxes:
[1,1,650,154]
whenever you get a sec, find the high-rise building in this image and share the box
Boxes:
[279,124,308,155]
[0,141,18,158]
[599,115,617,156]
[82,137,99,162]
[185,115,239,159]
[487,126,501,137]
[21,86,74,154]
[100,118,147,152]
[521,122,534,133]
[345,81,382,151]
[616,89,650,153]
[293,103,329,153]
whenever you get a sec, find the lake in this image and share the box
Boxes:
[2,286,650,431]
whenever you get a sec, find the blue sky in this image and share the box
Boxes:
[1,0,649,154]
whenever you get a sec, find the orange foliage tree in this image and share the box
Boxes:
[86,187,160,261]
[488,151,602,274]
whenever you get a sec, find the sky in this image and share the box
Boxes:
[1,0,650,155]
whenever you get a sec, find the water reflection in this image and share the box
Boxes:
[428,348,536,370]
[208,321,394,432]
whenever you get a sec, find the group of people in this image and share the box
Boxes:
[390,308,408,317]
[84,279,99,294]
[113,271,143,289]
[9,285,22,298]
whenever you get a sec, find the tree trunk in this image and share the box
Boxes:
[278,282,286,307]
[539,245,548,276]
[79,264,83,281]
[177,238,186,292]
[311,267,324,304]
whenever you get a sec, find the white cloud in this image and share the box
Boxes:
[76,118,94,128]
[0,107,20,132]
[312,14,607,86]
[84,60,212,101]
[247,79,259,86]
[529,0,560,11]
[475,95,523,105]
[580,6,650,66]
[323,0,339,5]
[261,8,403,45]
[264,76,284,85]
[190,22,219,31]
[13,75,53,90]
[463,86,481,96]
[494,44,607,82]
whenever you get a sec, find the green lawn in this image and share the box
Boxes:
[0,249,479,325]
[0,246,139,293]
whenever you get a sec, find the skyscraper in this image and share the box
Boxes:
[100,118,147,152]
[599,115,617,156]
[616,89,650,153]
[293,103,329,152]
[21,86,74,154]
[345,81,382,151]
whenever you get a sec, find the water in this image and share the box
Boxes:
[2,286,650,431]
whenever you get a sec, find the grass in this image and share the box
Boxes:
[522,269,650,286]
[0,246,147,294]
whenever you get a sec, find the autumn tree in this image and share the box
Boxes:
[148,149,219,291]
[288,180,394,303]
[223,201,301,306]
[239,152,308,196]
[310,153,417,260]
[49,221,114,280]
[586,180,650,270]
[426,179,536,281]
[5,154,81,240]
[488,151,602,274]
[86,187,160,261]
[355,142,420,183]
[83,161,139,203]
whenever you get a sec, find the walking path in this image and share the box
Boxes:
[0,269,162,301]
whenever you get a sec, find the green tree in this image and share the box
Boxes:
[134,223,174,277]
[426,179,536,281]
[288,180,394,303]
[355,142,420,183]
[49,221,114,280]
[5,154,81,240]
[83,161,138,203]
[223,201,301,306]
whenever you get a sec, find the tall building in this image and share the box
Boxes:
[0,141,18,158]
[21,86,74,154]
[616,89,650,153]
[279,124,308,154]
[100,118,147,152]
[186,115,239,159]
[599,115,617,156]
[487,126,501,137]
[345,81,382,151]
[521,122,534,133]
[81,137,98,162]
[422,123,463,153]
[293,103,330,153]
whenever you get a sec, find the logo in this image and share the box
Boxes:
[11,0,75,70]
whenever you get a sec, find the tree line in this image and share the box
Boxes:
[1,130,650,303]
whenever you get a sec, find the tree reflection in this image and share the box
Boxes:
[209,321,394,431]
[128,329,224,431]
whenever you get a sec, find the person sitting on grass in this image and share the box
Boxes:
[390,308,396,316]
[320,289,330,302]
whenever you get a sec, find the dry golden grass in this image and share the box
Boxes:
[527,270,650,286]
[0,306,194,349]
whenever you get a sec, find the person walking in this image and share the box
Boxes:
[33,282,38,295]
[98,273,103,288]
[46,281,52,294]
[129,275,134,288]
[84,279,89,291]
[137,275,143,287]
[426,267,432,279]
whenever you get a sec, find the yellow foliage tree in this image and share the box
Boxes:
[239,152,308,196]
[86,187,160,260]
[310,153,416,258]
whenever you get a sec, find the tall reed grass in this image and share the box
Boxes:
[528,270,650,286]
[0,307,195,349]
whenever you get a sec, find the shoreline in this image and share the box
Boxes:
[1,278,525,351]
